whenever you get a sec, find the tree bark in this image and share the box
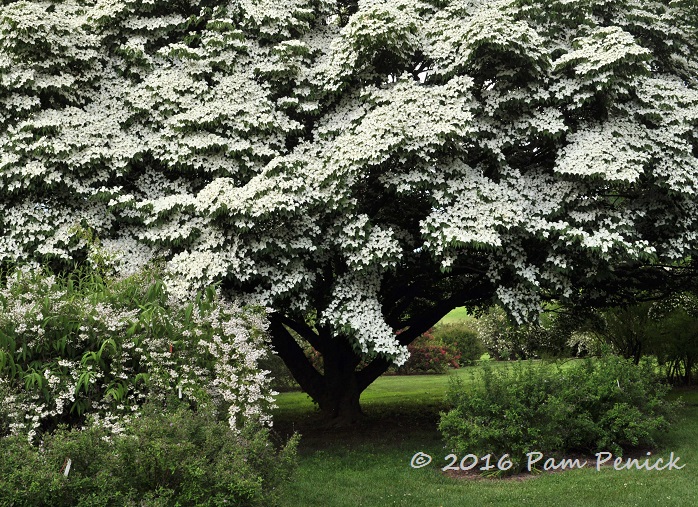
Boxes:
[268,314,374,425]
[267,314,442,425]
[313,328,365,425]
[684,355,694,386]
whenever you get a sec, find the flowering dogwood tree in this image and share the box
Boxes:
[1,0,697,423]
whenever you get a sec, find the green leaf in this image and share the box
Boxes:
[75,370,94,395]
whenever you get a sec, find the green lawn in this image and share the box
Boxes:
[436,306,473,325]
[273,364,698,507]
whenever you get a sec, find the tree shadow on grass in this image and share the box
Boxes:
[271,399,448,454]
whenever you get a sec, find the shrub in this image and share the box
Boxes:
[395,329,459,374]
[433,322,484,366]
[475,305,590,361]
[0,265,276,440]
[439,356,676,473]
[0,402,299,507]
[475,306,544,360]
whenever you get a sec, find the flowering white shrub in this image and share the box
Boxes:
[1,0,697,419]
[0,265,275,441]
[475,305,544,360]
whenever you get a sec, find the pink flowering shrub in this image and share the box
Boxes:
[0,265,275,441]
[394,329,460,374]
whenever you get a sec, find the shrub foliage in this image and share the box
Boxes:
[432,322,484,366]
[394,329,459,374]
[0,402,299,507]
[439,356,676,473]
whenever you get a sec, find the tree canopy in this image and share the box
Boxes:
[2,0,697,422]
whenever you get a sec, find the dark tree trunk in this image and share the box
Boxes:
[267,314,406,425]
[313,334,365,425]
[684,355,694,386]
[267,314,386,425]
[265,280,491,426]
[314,365,364,425]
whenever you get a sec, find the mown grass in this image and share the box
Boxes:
[273,363,697,507]
[437,306,473,325]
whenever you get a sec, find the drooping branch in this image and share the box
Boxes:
[382,261,489,329]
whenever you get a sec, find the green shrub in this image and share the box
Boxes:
[439,356,677,473]
[0,402,299,507]
[433,322,484,366]
[475,305,587,360]
[475,306,544,360]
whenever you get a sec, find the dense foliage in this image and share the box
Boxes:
[2,0,697,418]
[591,303,658,364]
[0,266,275,441]
[0,403,298,507]
[432,322,484,366]
[260,351,301,393]
[439,356,676,473]
[475,306,545,360]
[394,328,459,374]
[650,293,698,385]
[547,297,698,384]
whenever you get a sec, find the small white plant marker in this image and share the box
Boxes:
[178,385,182,399]
[63,458,72,477]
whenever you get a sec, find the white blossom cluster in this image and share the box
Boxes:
[424,0,549,81]
[320,270,409,363]
[1,0,697,364]
[0,267,275,440]
[239,0,334,41]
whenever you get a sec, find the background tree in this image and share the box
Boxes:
[593,303,659,365]
[476,306,543,360]
[1,0,698,424]
[650,293,698,385]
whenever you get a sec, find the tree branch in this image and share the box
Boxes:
[268,313,324,400]
[357,279,493,392]
[276,313,326,354]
